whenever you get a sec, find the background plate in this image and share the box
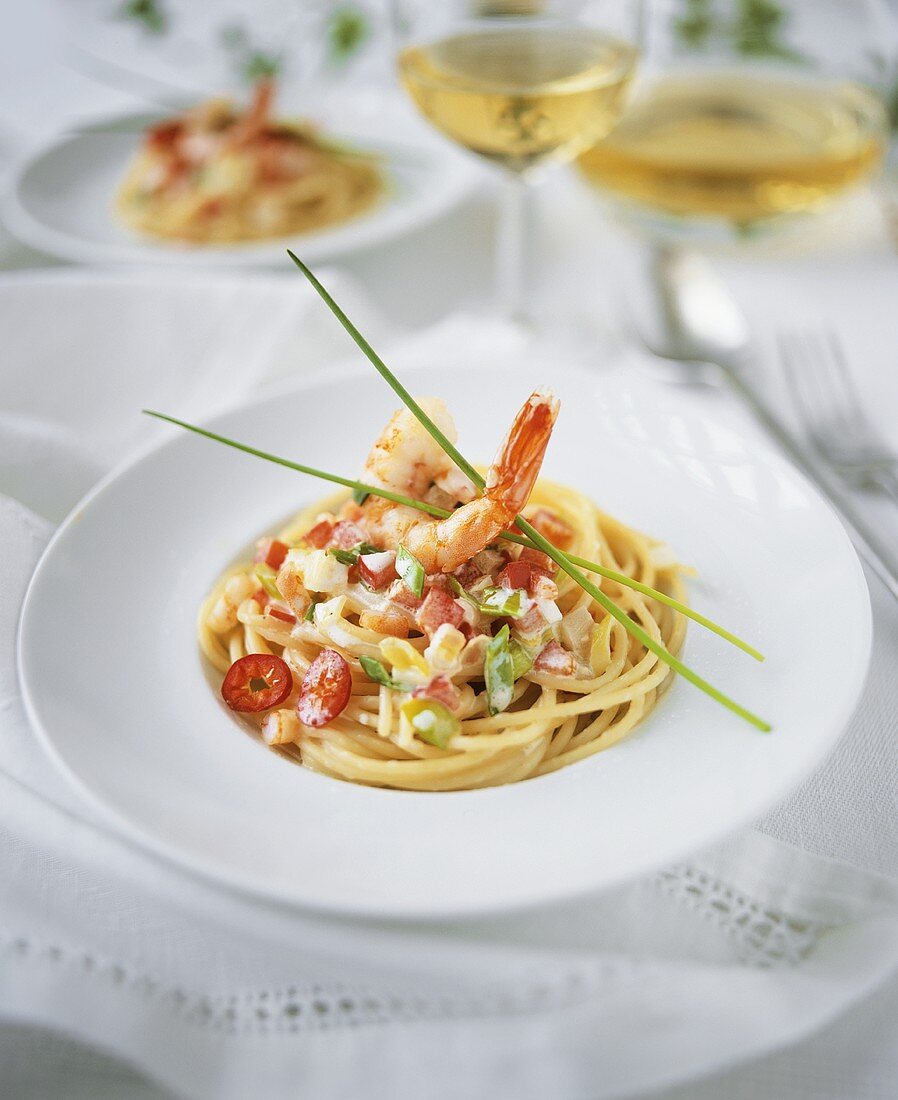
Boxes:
[3,111,480,267]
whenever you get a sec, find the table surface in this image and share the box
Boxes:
[2,4,898,1098]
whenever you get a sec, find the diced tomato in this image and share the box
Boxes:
[416,587,465,636]
[519,546,557,576]
[498,561,532,591]
[303,517,335,549]
[147,120,182,150]
[514,605,548,639]
[328,520,367,550]
[266,606,296,625]
[529,509,575,549]
[499,561,559,599]
[297,649,352,728]
[358,550,397,590]
[221,653,293,713]
[254,537,289,570]
[530,574,559,600]
[412,674,461,711]
[251,588,269,607]
[426,573,453,594]
[534,640,576,676]
[387,578,424,611]
[199,198,225,219]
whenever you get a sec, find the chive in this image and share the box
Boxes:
[517,516,772,732]
[143,416,762,660]
[304,600,319,622]
[285,260,770,731]
[352,486,370,506]
[142,410,447,519]
[287,252,482,489]
[396,544,425,598]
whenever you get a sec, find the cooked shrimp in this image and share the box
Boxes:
[361,389,559,574]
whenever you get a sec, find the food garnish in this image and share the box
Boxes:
[220,653,293,713]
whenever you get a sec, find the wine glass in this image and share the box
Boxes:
[575,0,892,244]
[392,0,645,323]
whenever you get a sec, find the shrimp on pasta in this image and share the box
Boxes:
[198,386,687,791]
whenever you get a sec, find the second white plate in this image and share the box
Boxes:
[3,110,481,267]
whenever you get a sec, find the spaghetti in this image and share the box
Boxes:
[116,80,383,244]
[199,478,686,792]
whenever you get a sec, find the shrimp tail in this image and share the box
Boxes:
[486,388,560,515]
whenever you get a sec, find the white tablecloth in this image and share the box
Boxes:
[2,4,898,1097]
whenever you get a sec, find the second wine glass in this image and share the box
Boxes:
[393,1,643,323]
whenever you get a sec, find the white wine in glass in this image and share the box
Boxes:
[576,0,891,239]
[399,25,636,172]
[393,2,643,321]
[577,71,887,225]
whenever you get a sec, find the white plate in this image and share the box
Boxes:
[18,359,871,919]
[2,111,481,267]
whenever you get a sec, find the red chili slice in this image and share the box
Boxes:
[254,538,289,570]
[221,653,293,713]
[297,649,351,728]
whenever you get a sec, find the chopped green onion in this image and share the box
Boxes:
[401,697,460,748]
[253,564,281,599]
[328,547,358,565]
[449,577,523,619]
[304,599,320,623]
[509,636,533,681]
[328,541,381,566]
[359,655,408,690]
[396,544,425,598]
[352,486,370,505]
[485,624,515,716]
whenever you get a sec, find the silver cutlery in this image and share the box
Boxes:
[781,329,898,505]
[633,244,898,603]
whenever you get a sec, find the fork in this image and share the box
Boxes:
[780,330,898,507]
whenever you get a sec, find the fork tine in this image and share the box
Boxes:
[824,331,871,433]
[808,332,857,438]
[780,332,830,449]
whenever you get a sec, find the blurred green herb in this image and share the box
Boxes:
[673,0,803,63]
[327,5,370,63]
[673,0,714,49]
[867,50,898,133]
[734,0,802,61]
[220,22,282,84]
[118,0,167,35]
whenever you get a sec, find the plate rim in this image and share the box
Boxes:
[16,358,873,920]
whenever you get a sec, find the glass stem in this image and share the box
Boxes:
[495,170,534,326]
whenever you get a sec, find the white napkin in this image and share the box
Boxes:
[1,271,897,1100]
